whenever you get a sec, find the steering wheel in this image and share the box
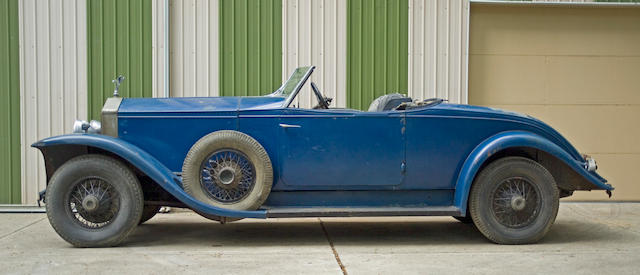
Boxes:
[311,82,331,109]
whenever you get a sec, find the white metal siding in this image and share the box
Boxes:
[283,0,347,108]
[152,0,168,98]
[409,0,469,104]
[18,0,88,204]
[167,0,219,97]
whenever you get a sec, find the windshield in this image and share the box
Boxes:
[270,66,314,107]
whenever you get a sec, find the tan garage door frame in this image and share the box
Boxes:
[468,1,640,201]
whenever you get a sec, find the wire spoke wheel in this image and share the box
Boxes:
[200,149,256,203]
[490,177,541,229]
[66,177,121,229]
[183,130,273,213]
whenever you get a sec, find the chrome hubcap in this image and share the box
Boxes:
[218,167,236,186]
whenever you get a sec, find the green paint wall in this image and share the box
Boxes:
[219,0,282,96]
[0,0,20,203]
[347,0,408,110]
[87,0,152,120]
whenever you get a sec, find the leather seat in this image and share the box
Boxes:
[368,93,412,112]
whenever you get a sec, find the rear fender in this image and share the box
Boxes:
[32,134,266,219]
[454,131,612,215]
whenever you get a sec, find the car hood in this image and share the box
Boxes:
[118,96,286,114]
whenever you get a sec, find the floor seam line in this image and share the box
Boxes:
[0,217,47,241]
[319,218,348,275]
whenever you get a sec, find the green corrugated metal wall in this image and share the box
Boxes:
[219,0,282,96]
[347,0,408,110]
[0,0,20,203]
[87,0,152,120]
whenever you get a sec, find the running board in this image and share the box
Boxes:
[265,206,461,218]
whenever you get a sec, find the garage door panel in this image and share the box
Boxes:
[469,55,547,105]
[566,153,640,201]
[471,5,640,200]
[470,5,640,56]
[547,56,640,105]
[544,105,640,154]
[488,105,640,154]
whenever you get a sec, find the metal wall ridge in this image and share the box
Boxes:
[409,0,469,104]
[18,0,88,204]
[168,0,220,98]
[283,0,347,109]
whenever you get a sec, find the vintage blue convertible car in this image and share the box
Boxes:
[34,66,612,247]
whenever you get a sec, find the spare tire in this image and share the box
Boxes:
[182,130,273,211]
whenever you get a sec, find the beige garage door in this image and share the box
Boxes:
[469,4,640,201]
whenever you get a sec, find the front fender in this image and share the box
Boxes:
[453,131,612,215]
[32,134,266,219]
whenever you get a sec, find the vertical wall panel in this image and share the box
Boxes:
[19,0,88,204]
[219,0,282,96]
[151,0,167,97]
[347,0,408,110]
[0,0,20,203]
[408,0,469,104]
[167,0,219,97]
[282,0,347,108]
[87,0,152,120]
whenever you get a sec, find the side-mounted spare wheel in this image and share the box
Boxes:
[45,155,144,247]
[470,156,559,244]
[182,130,273,221]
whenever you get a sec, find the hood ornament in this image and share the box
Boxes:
[112,75,125,97]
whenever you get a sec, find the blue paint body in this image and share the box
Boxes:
[33,81,612,218]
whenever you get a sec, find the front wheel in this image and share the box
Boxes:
[45,155,144,247]
[469,157,559,244]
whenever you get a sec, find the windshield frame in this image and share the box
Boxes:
[269,66,315,108]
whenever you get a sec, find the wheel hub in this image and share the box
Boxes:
[217,167,236,186]
[200,149,256,203]
[491,177,541,228]
[82,195,100,212]
[510,196,526,211]
[68,177,120,229]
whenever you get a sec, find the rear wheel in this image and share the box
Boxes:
[469,157,559,244]
[45,155,144,247]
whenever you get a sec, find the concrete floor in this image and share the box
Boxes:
[0,203,638,275]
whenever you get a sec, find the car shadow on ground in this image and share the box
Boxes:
[124,216,615,247]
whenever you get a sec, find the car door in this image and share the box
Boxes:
[278,108,405,189]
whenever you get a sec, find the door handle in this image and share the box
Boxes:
[279,123,301,128]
